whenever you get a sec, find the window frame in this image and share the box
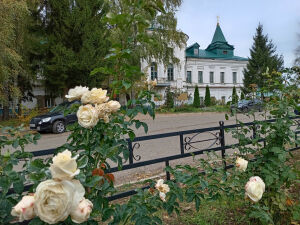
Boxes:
[150,62,158,80]
[198,71,203,84]
[210,72,214,84]
[167,64,174,81]
[233,72,237,84]
[187,71,192,83]
[220,72,225,84]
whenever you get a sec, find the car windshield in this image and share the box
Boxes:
[49,102,70,113]
[238,100,248,105]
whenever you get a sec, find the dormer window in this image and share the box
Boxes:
[194,48,199,55]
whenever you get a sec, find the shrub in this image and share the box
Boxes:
[165,87,174,108]
[232,86,238,104]
[193,86,200,108]
[204,85,211,106]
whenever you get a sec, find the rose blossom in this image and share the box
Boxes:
[245,176,265,202]
[50,150,80,180]
[77,104,99,128]
[107,100,121,113]
[81,88,109,104]
[70,198,93,223]
[159,192,166,202]
[155,179,170,194]
[34,179,85,224]
[65,86,89,102]
[235,157,248,172]
[11,195,35,222]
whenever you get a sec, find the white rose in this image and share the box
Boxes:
[50,150,80,180]
[155,179,170,194]
[70,198,93,224]
[65,86,89,102]
[34,179,85,224]
[77,104,99,128]
[11,195,35,222]
[81,88,109,104]
[95,103,111,117]
[235,157,248,172]
[245,176,265,202]
[107,100,121,113]
[159,192,166,202]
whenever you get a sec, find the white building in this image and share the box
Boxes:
[143,22,248,105]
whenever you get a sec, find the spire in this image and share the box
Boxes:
[211,22,227,44]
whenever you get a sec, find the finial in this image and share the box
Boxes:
[217,16,220,25]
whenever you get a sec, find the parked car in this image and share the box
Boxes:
[231,99,263,113]
[29,101,79,133]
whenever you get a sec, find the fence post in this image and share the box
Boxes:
[252,125,256,139]
[165,160,170,180]
[128,140,133,164]
[219,121,226,170]
[180,134,184,155]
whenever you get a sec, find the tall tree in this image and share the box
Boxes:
[193,86,200,108]
[34,0,110,97]
[204,85,211,107]
[99,0,187,96]
[0,0,30,119]
[243,24,284,93]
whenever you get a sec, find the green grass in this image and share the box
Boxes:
[157,105,230,114]
[166,198,250,225]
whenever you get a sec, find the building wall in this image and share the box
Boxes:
[184,58,247,103]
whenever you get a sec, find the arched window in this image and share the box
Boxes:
[150,62,158,80]
[167,64,174,81]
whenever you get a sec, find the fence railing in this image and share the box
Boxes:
[8,117,300,202]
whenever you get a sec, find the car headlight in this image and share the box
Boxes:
[41,117,51,123]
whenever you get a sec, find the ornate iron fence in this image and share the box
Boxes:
[6,117,300,203]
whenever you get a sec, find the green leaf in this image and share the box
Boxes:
[128,131,135,141]
[77,155,89,169]
[13,180,24,194]
[122,81,131,90]
[12,139,19,149]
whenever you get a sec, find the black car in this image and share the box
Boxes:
[231,99,263,113]
[29,101,79,133]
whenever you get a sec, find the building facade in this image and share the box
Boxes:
[143,22,248,105]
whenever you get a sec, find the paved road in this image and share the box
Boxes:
[24,112,264,185]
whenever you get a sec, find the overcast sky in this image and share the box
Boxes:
[176,0,300,67]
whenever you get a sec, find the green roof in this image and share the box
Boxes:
[185,23,248,61]
[211,23,227,43]
[186,49,248,61]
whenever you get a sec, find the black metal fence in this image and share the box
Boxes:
[22,117,300,202]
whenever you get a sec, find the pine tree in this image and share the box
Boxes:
[204,85,211,107]
[193,86,200,108]
[232,86,238,104]
[34,0,110,96]
[243,24,284,93]
[241,91,245,100]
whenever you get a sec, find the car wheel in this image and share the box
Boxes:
[52,120,65,134]
[242,107,248,113]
